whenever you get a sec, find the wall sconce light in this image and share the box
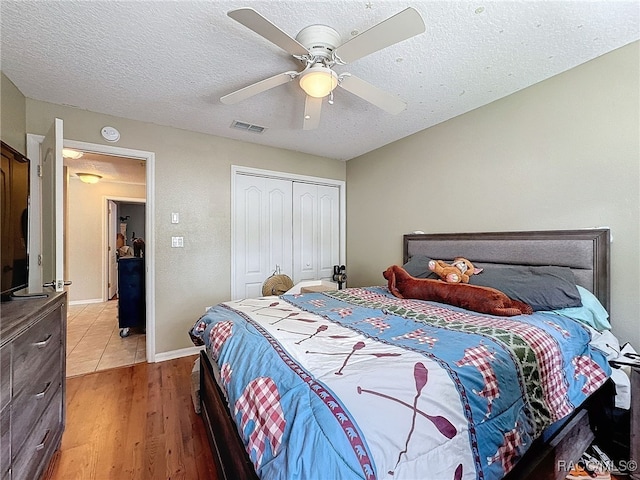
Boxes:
[76,173,102,184]
[299,64,338,98]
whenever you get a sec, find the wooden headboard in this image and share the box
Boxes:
[403,229,610,314]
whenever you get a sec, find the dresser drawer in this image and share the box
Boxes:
[1,291,66,480]
[12,309,62,398]
[11,352,61,455]
[11,388,62,480]
[0,345,10,411]
[1,404,10,480]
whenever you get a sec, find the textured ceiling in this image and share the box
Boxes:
[1,1,638,161]
[64,152,146,185]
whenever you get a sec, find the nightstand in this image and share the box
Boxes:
[288,280,339,294]
[300,284,338,293]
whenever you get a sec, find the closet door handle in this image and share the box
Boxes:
[35,429,50,451]
[35,381,53,400]
[34,334,52,348]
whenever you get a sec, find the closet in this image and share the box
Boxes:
[232,169,342,299]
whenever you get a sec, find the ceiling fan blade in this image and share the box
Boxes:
[333,7,425,64]
[220,72,295,105]
[228,8,308,57]
[303,96,323,130]
[339,75,407,115]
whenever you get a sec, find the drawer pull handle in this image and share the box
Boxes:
[35,381,52,399]
[34,334,53,348]
[35,429,50,451]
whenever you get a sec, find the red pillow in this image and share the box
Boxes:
[383,265,532,317]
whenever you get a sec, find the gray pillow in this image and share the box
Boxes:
[402,256,581,311]
[469,264,582,311]
[402,255,438,279]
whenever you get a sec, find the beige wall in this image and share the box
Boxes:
[67,179,146,301]
[346,41,640,348]
[0,72,26,153]
[25,100,346,354]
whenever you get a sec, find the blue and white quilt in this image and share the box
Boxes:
[190,287,610,480]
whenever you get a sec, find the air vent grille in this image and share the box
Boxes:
[231,120,266,134]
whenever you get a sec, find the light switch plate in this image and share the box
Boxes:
[171,236,184,248]
[171,212,179,224]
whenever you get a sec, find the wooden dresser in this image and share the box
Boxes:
[1,291,67,480]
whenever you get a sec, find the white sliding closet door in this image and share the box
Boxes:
[292,183,340,282]
[233,175,292,299]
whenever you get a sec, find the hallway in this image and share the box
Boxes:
[66,299,146,377]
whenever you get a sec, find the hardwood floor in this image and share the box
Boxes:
[44,355,217,480]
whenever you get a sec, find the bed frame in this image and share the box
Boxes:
[199,228,611,480]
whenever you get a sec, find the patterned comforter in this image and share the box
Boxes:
[189,287,610,480]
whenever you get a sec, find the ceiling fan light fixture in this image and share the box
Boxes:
[299,65,338,98]
[62,148,83,159]
[76,172,102,184]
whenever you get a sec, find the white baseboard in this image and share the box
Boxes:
[153,345,203,363]
[69,298,104,305]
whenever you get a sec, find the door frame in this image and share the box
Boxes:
[27,135,157,363]
[231,165,346,299]
[107,200,118,300]
[104,196,146,301]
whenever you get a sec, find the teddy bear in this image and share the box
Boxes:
[428,257,483,284]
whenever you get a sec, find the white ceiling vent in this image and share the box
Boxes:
[231,120,266,134]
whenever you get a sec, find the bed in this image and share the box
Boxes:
[190,229,613,480]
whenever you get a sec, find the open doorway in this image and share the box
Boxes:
[26,133,156,369]
[107,197,146,339]
[63,151,147,375]
[107,198,146,300]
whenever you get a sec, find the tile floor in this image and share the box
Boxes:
[66,299,146,377]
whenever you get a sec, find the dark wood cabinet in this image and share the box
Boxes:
[0,291,66,480]
[117,257,145,336]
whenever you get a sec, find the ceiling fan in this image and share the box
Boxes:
[220,7,426,130]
